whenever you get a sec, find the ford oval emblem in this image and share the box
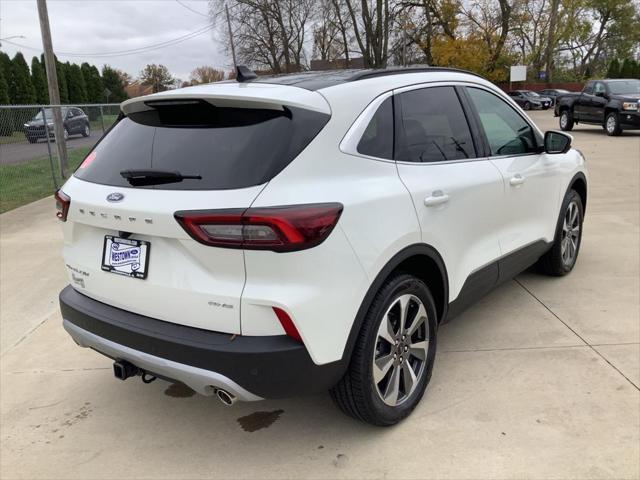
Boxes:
[106,192,124,203]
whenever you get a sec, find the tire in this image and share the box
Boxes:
[559,109,574,131]
[605,112,622,136]
[82,123,90,137]
[524,102,531,111]
[330,273,438,426]
[537,189,584,276]
[63,128,69,141]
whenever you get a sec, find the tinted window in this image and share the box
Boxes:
[75,102,329,190]
[357,97,393,159]
[583,82,594,94]
[467,87,539,156]
[395,87,475,163]
[608,80,640,95]
[594,82,606,94]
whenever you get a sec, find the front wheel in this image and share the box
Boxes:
[538,189,584,276]
[605,112,622,136]
[523,101,531,111]
[82,123,90,137]
[330,273,437,426]
[559,110,574,131]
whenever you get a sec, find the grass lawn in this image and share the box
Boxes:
[0,146,91,213]
[0,131,27,145]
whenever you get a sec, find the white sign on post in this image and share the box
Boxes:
[510,65,527,82]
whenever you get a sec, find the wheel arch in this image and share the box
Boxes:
[341,244,449,363]
[569,172,588,212]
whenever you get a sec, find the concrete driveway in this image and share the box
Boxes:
[1,111,638,479]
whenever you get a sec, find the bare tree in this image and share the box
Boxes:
[190,66,226,84]
[344,0,394,68]
[211,0,314,73]
[461,0,512,73]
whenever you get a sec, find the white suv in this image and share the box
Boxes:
[58,67,587,425]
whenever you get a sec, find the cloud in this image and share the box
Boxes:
[0,0,229,82]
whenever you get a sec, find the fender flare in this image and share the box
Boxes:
[340,243,449,363]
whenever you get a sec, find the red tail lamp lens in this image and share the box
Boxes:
[174,203,343,252]
[55,190,70,221]
[273,307,302,343]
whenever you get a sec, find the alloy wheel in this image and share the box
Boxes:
[561,200,580,266]
[372,294,429,406]
[606,115,616,134]
[560,113,568,129]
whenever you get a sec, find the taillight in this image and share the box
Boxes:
[174,203,343,252]
[54,190,70,221]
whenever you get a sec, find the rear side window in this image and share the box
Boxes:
[395,86,476,163]
[357,97,393,159]
[75,101,329,190]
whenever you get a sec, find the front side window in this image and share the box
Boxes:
[357,97,394,159]
[395,86,475,163]
[583,82,594,94]
[594,82,606,94]
[466,87,539,156]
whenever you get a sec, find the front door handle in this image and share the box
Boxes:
[424,190,450,207]
[509,174,526,186]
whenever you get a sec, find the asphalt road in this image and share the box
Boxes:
[0,110,638,479]
[0,133,99,165]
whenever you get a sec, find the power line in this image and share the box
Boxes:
[1,23,214,58]
[174,0,209,17]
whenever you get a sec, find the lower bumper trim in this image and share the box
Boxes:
[63,319,263,401]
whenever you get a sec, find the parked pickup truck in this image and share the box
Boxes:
[554,79,640,136]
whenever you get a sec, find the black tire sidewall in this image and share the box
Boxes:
[560,110,573,131]
[524,102,530,110]
[606,112,621,136]
[358,274,438,425]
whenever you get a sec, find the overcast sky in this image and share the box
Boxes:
[0,0,228,82]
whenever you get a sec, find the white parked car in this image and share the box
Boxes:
[57,66,587,425]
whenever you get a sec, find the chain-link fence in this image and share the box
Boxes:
[0,103,120,213]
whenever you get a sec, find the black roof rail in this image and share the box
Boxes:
[346,66,486,82]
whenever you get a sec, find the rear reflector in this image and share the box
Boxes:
[174,203,343,252]
[54,190,70,221]
[273,307,302,343]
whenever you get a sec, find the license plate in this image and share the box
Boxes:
[101,236,150,279]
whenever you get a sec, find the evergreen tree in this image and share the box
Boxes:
[633,60,640,79]
[66,62,88,103]
[31,56,49,104]
[54,56,69,104]
[620,58,634,78]
[81,62,103,103]
[0,68,11,135]
[606,58,620,78]
[0,52,11,86]
[9,52,36,104]
[101,65,128,102]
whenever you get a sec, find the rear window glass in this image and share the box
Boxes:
[357,97,394,159]
[74,101,329,190]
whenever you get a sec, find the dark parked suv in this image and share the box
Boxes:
[24,107,90,143]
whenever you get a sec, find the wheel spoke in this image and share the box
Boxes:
[398,295,412,332]
[408,340,428,361]
[402,362,417,396]
[383,366,401,404]
[570,204,578,226]
[378,314,396,344]
[373,353,394,384]
[405,304,427,337]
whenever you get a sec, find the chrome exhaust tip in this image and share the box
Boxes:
[215,388,236,406]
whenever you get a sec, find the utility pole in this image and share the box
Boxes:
[225,4,237,70]
[36,0,68,179]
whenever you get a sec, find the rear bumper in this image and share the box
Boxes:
[60,286,346,399]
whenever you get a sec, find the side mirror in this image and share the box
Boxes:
[544,130,572,154]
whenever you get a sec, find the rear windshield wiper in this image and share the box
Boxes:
[120,169,202,186]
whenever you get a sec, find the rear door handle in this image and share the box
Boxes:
[424,190,450,207]
[509,174,525,186]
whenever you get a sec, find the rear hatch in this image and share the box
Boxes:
[60,84,330,334]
